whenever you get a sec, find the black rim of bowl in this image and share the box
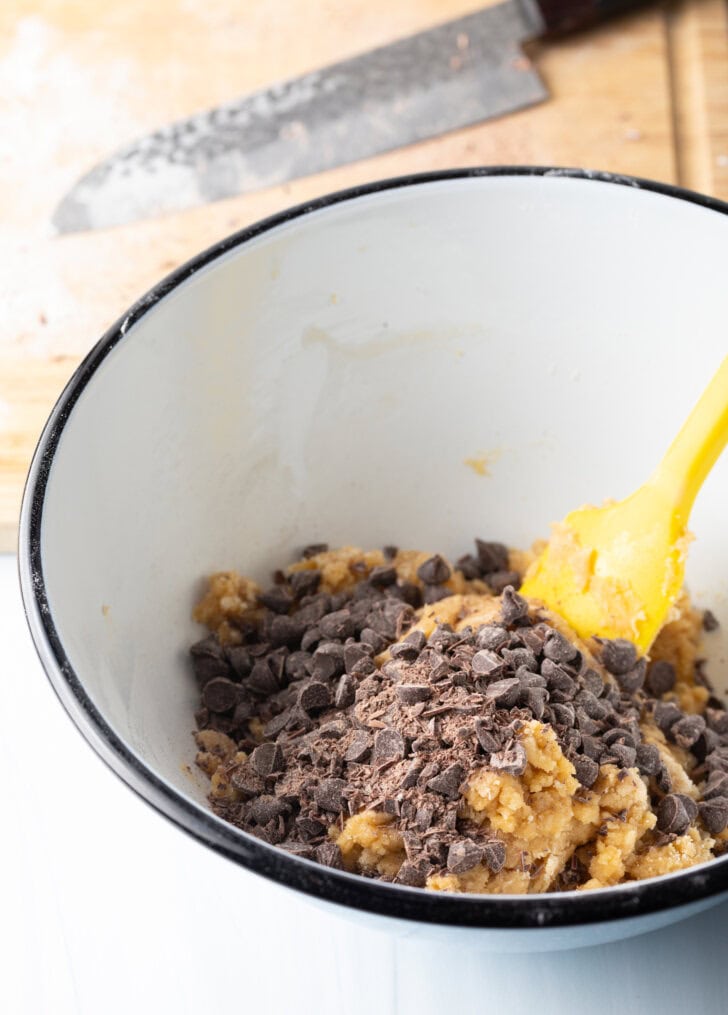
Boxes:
[18,166,728,930]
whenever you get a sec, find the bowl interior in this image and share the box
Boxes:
[35,174,728,815]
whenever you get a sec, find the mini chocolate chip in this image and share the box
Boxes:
[541,659,576,694]
[314,778,347,813]
[369,565,397,587]
[707,747,728,773]
[298,681,332,714]
[285,650,311,681]
[360,627,388,653]
[396,684,433,704]
[503,647,539,671]
[606,743,637,769]
[190,634,229,680]
[290,569,321,598]
[694,729,721,762]
[281,842,316,860]
[615,658,646,693]
[482,839,507,873]
[404,629,427,651]
[487,570,522,594]
[657,794,691,835]
[474,720,502,754]
[484,677,521,708]
[249,742,285,777]
[475,540,509,574]
[654,701,682,733]
[672,715,706,750]
[427,763,465,800]
[247,659,279,696]
[300,627,321,653]
[263,711,291,738]
[342,642,370,671]
[311,642,345,681]
[575,709,601,735]
[489,741,527,776]
[573,755,600,788]
[344,731,372,763]
[447,840,484,874]
[475,625,510,651]
[575,690,609,721]
[703,609,720,632]
[706,708,728,736]
[500,586,529,625]
[423,584,451,604]
[699,798,728,834]
[646,660,676,697]
[543,630,578,664]
[472,649,505,679]
[655,764,672,794]
[579,669,605,697]
[302,543,328,559]
[599,638,638,675]
[334,673,356,709]
[315,842,344,868]
[456,554,482,579]
[417,554,452,585]
[635,743,661,776]
[373,728,406,763]
[603,728,636,750]
[202,677,238,713]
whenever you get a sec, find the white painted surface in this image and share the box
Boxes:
[3,550,728,1011]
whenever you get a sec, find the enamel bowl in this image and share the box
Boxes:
[19,168,728,952]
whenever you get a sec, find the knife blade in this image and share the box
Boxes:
[53,0,639,232]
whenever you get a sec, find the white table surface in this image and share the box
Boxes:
[3,552,728,1015]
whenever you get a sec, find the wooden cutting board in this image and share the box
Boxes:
[2,0,728,550]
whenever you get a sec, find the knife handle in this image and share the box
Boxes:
[534,0,644,35]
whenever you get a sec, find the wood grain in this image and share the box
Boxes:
[1,0,726,548]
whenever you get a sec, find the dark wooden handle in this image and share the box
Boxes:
[534,0,645,35]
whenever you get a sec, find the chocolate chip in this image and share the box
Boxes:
[475,540,509,574]
[427,763,465,799]
[300,627,321,653]
[699,798,728,834]
[482,839,507,873]
[360,627,388,654]
[298,681,331,714]
[290,569,321,598]
[605,743,637,769]
[600,638,637,676]
[615,658,646,693]
[285,651,311,681]
[706,708,728,736]
[486,570,521,594]
[331,675,355,713]
[250,795,287,825]
[542,660,576,697]
[525,687,548,720]
[447,840,484,874]
[635,743,661,776]
[202,677,238,713]
[676,793,699,823]
[258,587,293,614]
[646,660,676,697]
[656,794,691,835]
[269,615,303,648]
[575,709,601,735]
[475,625,510,651]
[503,647,539,671]
[311,642,345,681]
[580,735,604,761]
[391,640,421,663]
[551,703,576,727]
[489,742,527,776]
[580,669,605,697]
[373,728,406,763]
[396,684,433,704]
[654,701,682,734]
[423,584,451,604]
[315,842,343,868]
[247,659,279,696]
[575,690,609,721]
[672,715,706,750]
[484,677,521,708]
[367,565,397,588]
[344,731,372,763]
[401,759,425,788]
[302,543,328,559]
[543,630,578,664]
[703,771,728,800]
[500,586,529,625]
[417,555,452,585]
[225,645,253,680]
[314,778,347,813]
[474,720,501,754]
[319,609,356,640]
[655,764,672,794]
[456,554,482,579]
[250,742,284,777]
[230,763,265,797]
[573,755,600,788]
[703,609,720,632]
[263,711,291,738]
[472,649,505,679]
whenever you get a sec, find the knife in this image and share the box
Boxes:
[53,0,643,233]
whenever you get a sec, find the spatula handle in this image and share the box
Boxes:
[534,0,644,35]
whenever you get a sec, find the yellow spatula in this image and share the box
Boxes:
[520,356,728,654]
